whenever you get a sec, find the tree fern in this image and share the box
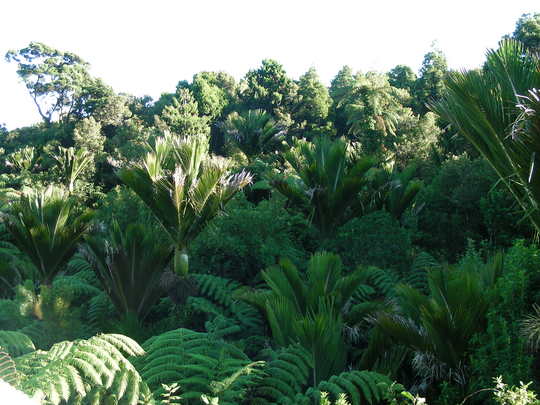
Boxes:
[403,252,438,293]
[249,344,313,404]
[358,266,400,298]
[16,333,150,404]
[87,292,116,331]
[191,274,264,335]
[0,351,19,386]
[135,328,260,404]
[291,370,391,405]
[0,330,35,357]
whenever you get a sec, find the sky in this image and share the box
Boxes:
[1,0,538,130]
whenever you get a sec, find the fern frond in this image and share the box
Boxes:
[0,330,35,357]
[294,370,391,405]
[359,267,399,297]
[87,292,115,330]
[250,345,313,404]
[16,333,149,404]
[191,274,264,335]
[404,252,438,292]
[136,327,259,403]
[0,351,19,386]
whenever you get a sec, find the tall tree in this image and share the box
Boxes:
[293,68,331,129]
[5,42,118,125]
[388,65,417,95]
[241,59,298,118]
[512,13,540,54]
[118,134,251,278]
[190,71,237,120]
[156,89,210,136]
[344,72,411,156]
[414,47,448,114]
[329,66,356,136]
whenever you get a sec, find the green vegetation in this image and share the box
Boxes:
[1,14,540,404]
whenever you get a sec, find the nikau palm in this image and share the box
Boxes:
[118,133,251,278]
[273,136,377,239]
[367,260,503,384]
[3,186,93,285]
[51,146,93,193]
[432,39,540,233]
[242,252,364,384]
[82,221,172,321]
[222,109,285,160]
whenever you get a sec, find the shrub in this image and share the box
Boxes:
[190,194,310,283]
[329,210,412,272]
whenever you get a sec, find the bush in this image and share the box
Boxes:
[328,210,412,271]
[416,157,528,260]
[468,240,539,401]
[190,194,311,284]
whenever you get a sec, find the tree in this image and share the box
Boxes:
[5,42,117,125]
[273,136,376,239]
[432,39,540,234]
[391,110,441,167]
[222,109,285,161]
[3,186,93,285]
[242,252,364,384]
[293,68,331,129]
[51,146,93,193]
[82,221,172,322]
[156,88,210,136]
[118,133,251,278]
[512,13,540,54]
[190,71,237,119]
[329,66,356,136]
[241,59,298,118]
[414,47,448,114]
[388,65,417,94]
[344,72,410,155]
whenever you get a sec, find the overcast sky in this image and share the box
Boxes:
[1,0,538,129]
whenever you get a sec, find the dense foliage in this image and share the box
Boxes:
[1,14,540,404]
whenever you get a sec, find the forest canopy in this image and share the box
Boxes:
[1,11,540,405]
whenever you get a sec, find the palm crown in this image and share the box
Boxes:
[3,186,93,285]
[273,136,376,239]
[118,133,252,277]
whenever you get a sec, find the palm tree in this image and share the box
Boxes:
[366,255,503,385]
[5,146,40,173]
[364,164,424,221]
[2,186,93,286]
[432,39,540,233]
[51,146,93,193]
[242,252,364,384]
[273,136,377,239]
[82,221,172,322]
[118,133,251,278]
[222,109,285,160]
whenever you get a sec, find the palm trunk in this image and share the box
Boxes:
[173,246,189,278]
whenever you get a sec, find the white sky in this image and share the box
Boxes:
[1,0,538,130]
